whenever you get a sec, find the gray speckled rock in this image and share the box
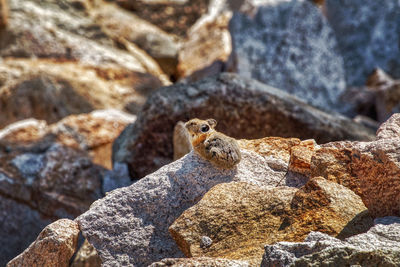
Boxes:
[261,218,400,267]
[113,73,373,179]
[77,149,287,266]
[325,0,400,86]
[229,0,346,113]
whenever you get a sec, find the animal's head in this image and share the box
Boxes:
[184,118,217,143]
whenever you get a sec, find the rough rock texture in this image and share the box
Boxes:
[0,126,106,264]
[113,0,210,38]
[7,219,80,267]
[169,182,297,264]
[311,113,400,217]
[77,149,294,266]
[4,0,169,83]
[0,109,135,169]
[261,218,400,267]
[149,257,249,267]
[229,0,346,113]
[325,0,400,86]
[0,57,157,128]
[169,178,371,264]
[113,73,373,179]
[0,142,104,217]
[376,113,400,140]
[288,139,318,177]
[177,11,231,81]
[90,1,179,77]
[71,239,102,267]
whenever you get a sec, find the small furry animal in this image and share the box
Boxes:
[184,118,241,169]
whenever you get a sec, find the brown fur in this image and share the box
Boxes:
[185,118,241,169]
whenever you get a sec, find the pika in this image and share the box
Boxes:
[185,118,241,169]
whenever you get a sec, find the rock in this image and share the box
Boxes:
[376,113,400,140]
[0,58,158,128]
[71,239,102,267]
[113,73,374,179]
[288,139,318,177]
[113,0,210,38]
[3,0,169,84]
[169,178,371,264]
[261,219,400,266]
[90,1,179,77]
[49,109,136,169]
[367,69,400,122]
[0,134,105,264]
[229,0,346,113]
[325,0,400,86]
[0,142,105,218]
[0,109,135,169]
[77,149,291,266]
[7,219,80,267]
[311,113,400,217]
[177,11,231,81]
[0,196,52,266]
[149,257,250,267]
[169,182,297,264]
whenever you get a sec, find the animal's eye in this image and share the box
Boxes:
[200,124,209,133]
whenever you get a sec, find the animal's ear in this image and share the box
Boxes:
[206,119,217,128]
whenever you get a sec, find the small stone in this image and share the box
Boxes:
[200,236,212,248]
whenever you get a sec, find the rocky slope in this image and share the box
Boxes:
[3,0,400,266]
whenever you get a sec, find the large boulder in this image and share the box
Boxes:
[229,0,346,113]
[89,1,180,77]
[311,113,400,217]
[7,219,80,267]
[113,73,374,179]
[3,0,169,83]
[325,0,400,86]
[0,118,108,264]
[169,178,371,264]
[261,218,400,266]
[77,148,296,266]
[0,109,135,169]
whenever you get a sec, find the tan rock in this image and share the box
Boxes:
[288,139,318,176]
[0,109,135,169]
[90,1,179,77]
[7,219,80,267]
[311,113,400,217]
[376,113,400,140]
[238,137,301,165]
[0,58,158,128]
[169,178,366,265]
[149,257,249,267]
[0,0,8,28]
[169,178,370,264]
[177,11,232,81]
[71,239,102,267]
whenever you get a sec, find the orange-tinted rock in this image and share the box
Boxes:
[289,139,318,176]
[7,219,80,267]
[169,178,370,264]
[177,12,231,81]
[0,59,160,128]
[311,113,400,217]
